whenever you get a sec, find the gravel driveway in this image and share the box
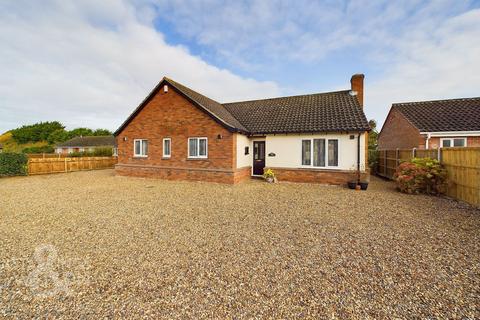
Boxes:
[1,170,479,319]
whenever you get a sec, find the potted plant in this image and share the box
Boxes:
[263,168,276,183]
[347,166,358,189]
[359,164,369,190]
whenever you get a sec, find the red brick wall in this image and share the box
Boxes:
[468,136,480,147]
[116,165,251,184]
[378,108,421,149]
[115,85,242,183]
[269,167,369,185]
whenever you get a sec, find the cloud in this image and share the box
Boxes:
[0,0,280,133]
[151,0,480,128]
[367,8,480,127]
[1,0,479,135]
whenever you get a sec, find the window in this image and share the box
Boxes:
[313,139,325,167]
[302,138,338,167]
[134,139,148,157]
[163,138,171,158]
[302,140,311,165]
[244,146,249,155]
[188,137,208,158]
[328,140,338,166]
[441,138,466,148]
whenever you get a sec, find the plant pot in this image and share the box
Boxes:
[355,185,361,191]
[347,181,357,189]
[359,181,369,190]
[265,177,274,183]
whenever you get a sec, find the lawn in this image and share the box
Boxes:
[0,170,479,318]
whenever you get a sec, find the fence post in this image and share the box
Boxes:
[396,148,399,167]
[438,147,441,162]
[64,158,67,173]
[412,147,416,159]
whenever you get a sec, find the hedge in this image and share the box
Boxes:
[0,153,29,176]
[22,145,55,154]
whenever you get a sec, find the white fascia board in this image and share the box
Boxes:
[420,131,480,137]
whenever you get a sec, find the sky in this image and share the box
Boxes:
[1,0,480,134]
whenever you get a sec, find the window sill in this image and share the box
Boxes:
[162,157,171,160]
[187,157,208,161]
[133,156,148,159]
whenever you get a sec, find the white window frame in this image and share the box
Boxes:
[440,137,467,148]
[301,138,339,168]
[188,137,208,159]
[163,138,171,158]
[133,139,148,157]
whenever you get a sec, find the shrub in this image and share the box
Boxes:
[0,153,28,176]
[263,168,275,179]
[22,145,55,154]
[68,148,113,157]
[11,121,64,144]
[92,147,113,157]
[393,158,447,195]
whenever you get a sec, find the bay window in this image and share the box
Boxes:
[302,138,338,167]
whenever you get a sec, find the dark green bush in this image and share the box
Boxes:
[0,153,28,176]
[11,121,64,144]
[22,145,55,154]
[92,147,113,156]
[69,148,113,157]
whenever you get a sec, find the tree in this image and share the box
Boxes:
[368,119,379,169]
[47,129,70,144]
[68,128,94,138]
[368,119,378,151]
[93,128,112,136]
[11,121,65,144]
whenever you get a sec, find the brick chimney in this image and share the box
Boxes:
[350,74,364,108]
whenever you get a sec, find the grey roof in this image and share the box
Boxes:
[56,136,116,147]
[166,78,248,132]
[393,97,480,132]
[115,77,370,136]
[224,91,370,134]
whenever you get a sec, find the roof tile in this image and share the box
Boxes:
[393,97,480,132]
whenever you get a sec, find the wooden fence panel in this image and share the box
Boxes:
[28,156,117,175]
[441,148,480,207]
[376,147,480,207]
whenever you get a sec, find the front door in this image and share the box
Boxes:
[253,141,265,175]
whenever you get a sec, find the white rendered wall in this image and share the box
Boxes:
[264,133,366,171]
[236,133,252,169]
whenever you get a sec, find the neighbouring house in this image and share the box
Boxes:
[114,75,370,184]
[55,136,117,155]
[378,97,480,150]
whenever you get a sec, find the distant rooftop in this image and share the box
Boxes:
[393,97,480,132]
[56,136,116,147]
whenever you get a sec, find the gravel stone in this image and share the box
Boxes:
[1,170,479,319]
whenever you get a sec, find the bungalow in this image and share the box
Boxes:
[378,97,480,150]
[114,75,370,184]
[55,136,117,155]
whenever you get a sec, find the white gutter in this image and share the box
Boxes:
[420,131,480,137]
